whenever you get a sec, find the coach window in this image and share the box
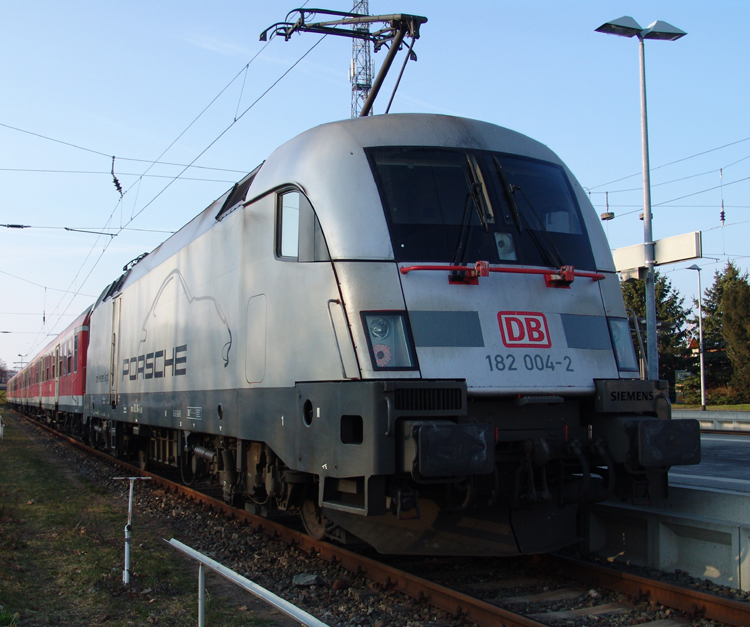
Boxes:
[74,334,78,374]
[67,340,72,375]
[276,189,330,262]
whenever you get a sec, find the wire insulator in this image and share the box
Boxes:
[111,156,124,198]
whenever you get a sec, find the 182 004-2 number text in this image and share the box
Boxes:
[485,354,574,372]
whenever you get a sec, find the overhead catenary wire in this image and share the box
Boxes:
[589,175,750,220]
[0,122,247,174]
[590,153,750,195]
[0,168,238,183]
[22,43,284,344]
[653,174,750,206]
[0,270,96,298]
[9,6,320,359]
[620,176,750,212]
[1,224,175,234]
[0,312,78,316]
[0,40,280,189]
[126,35,326,226]
[120,38,275,200]
[21,35,327,357]
[589,136,750,190]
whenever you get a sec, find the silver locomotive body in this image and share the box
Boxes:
[84,114,700,555]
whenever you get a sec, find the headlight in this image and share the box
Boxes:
[607,317,639,372]
[361,312,418,370]
[369,317,390,339]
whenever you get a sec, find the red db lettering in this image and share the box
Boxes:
[526,318,545,343]
[497,312,551,348]
[505,317,525,342]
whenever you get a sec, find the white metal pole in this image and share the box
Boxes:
[198,563,205,627]
[114,476,151,585]
[123,478,135,585]
[638,34,658,381]
[697,269,706,410]
[165,538,331,627]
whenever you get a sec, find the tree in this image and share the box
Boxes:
[0,358,8,384]
[721,269,750,399]
[620,271,691,385]
[692,262,744,388]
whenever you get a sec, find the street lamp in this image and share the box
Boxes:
[596,16,687,381]
[687,264,706,410]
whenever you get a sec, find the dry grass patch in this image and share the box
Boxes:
[0,413,274,626]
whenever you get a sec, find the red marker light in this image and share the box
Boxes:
[373,344,392,368]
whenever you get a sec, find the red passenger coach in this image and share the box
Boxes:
[7,307,91,431]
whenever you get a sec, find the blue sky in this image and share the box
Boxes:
[1,1,748,368]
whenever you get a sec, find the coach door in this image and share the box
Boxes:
[109,296,121,407]
[54,345,60,406]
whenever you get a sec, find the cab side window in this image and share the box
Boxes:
[278,192,300,258]
[276,190,330,262]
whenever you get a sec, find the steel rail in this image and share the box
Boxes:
[701,429,750,436]
[24,413,750,627]
[547,555,750,627]
[17,413,546,627]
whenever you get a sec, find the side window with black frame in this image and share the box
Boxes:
[276,189,330,262]
[278,191,300,258]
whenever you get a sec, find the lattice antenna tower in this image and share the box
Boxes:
[349,0,373,117]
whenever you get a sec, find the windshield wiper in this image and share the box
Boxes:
[493,156,564,268]
[517,187,565,268]
[470,181,489,232]
[452,159,490,265]
[493,157,522,233]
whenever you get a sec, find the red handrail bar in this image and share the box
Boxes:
[399,262,606,282]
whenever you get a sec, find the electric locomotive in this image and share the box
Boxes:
[12,114,701,555]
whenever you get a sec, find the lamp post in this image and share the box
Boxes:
[687,264,706,410]
[596,16,687,380]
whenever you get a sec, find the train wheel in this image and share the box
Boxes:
[300,499,327,541]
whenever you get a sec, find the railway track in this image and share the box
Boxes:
[15,411,750,627]
[701,429,750,436]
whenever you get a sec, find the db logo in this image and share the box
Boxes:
[497,312,551,348]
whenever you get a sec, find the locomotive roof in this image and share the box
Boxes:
[114,114,613,294]
[249,113,612,266]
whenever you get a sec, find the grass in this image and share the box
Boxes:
[675,403,750,411]
[0,411,274,626]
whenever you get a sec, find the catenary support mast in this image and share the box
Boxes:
[350,1,373,117]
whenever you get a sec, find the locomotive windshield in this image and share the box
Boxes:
[366,147,596,270]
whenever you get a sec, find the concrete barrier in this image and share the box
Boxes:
[585,486,750,591]
[672,409,750,432]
